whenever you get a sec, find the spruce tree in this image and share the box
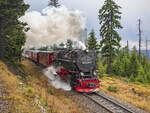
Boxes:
[141,56,150,83]
[59,43,65,48]
[38,46,49,51]
[98,0,123,73]
[48,0,60,7]
[122,54,131,77]
[66,39,73,50]
[129,46,144,80]
[87,29,98,50]
[0,0,29,65]
[50,44,58,50]
[112,48,131,77]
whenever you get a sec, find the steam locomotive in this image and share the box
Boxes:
[25,49,100,92]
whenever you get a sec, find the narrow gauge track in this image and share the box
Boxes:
[83,92,135,113]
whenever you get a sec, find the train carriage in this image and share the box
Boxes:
[38,51,53,67]
[25,50,39,62]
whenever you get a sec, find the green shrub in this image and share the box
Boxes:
[47,89,54,95]
[107,86,119,92]
[97,58,107,78]
[17,64,29,76]
[27,87,35,93]
[25,87,36,98]
[129,74,135,82]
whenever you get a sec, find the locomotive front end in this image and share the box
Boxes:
[75,72,100,92]
[75,50,100,92]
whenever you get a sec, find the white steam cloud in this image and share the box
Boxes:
[43,66,71,91]
[20,6,86,49]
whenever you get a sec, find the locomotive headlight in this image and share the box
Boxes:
[85,49,89,53]
[96,70,99,72]
[80,72,84,76]
[93,71,97,75]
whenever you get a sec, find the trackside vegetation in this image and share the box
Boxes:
[86,0,150,85]
[112,47,150,84]
[0,60,85,113]
[96,47,150,84]
[0,0,29,75]
[98,0,123,74]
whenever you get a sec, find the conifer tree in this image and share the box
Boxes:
[98,0,123,73]
[87,29,98,50]
[59,43,65,48]
[0,0,29,65]
[122,54,131,77]
[66,39,73,50]
[141,56,150,83]
[38,46,49,51]
[50,44,58,50]
[129,46,144,79]
[48,0,60,7]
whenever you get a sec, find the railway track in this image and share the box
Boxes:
[83,92,139,113]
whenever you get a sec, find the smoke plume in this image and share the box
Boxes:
[20,6,86,49]
[43,66,71,91]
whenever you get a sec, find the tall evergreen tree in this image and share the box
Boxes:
[0,0,29,65]
[112,49,130,77]
[66,39,73,50]
[129,46,142,78]
[59,43,65,48]
[50,44,58,50]
[48,0,60,7]
[98,0,123,73]
[38,46,49,51]
[87,29,98,50]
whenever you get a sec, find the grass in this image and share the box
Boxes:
[107,86,119,92]
[100,76,150,113]
[47,88,55,95]
[0,59,85,113]
[0,61,40,113]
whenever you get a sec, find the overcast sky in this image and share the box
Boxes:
[24,0,150,48]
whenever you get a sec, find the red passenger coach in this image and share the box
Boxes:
[25,50,32,58]
[25,50,39,62]
[32,51,39,62]
[25,50,53,67]
[38,51,53,67]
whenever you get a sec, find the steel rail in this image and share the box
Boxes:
[83,93,114,113]
[83,92,135,113]
[95,92,135,113]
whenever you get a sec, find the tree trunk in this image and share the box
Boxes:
[0,37,5,60]
[107,56,112,74]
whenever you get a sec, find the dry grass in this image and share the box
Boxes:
[0,61,41,113]
[0,60,85,113]
[23,59,85,113]
[100,76,150,113]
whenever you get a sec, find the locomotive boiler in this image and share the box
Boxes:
[25,49,100,92]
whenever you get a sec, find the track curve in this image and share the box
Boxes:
[83,91,147,113]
